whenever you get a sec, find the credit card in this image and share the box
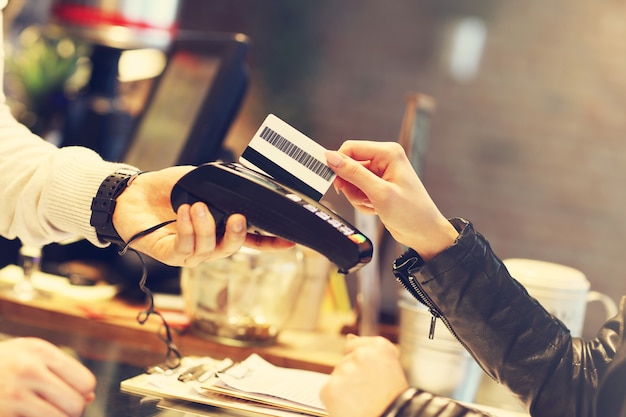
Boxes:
[239,114,335,201]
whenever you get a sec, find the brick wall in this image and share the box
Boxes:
[414,1,626,336]
[183,0,626,336]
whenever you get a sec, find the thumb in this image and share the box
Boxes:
[325,151,381,196]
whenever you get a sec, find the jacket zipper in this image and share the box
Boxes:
[396,270,442,339]
[393,253,492,378]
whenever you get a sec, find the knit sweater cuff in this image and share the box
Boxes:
[45,146,138,247]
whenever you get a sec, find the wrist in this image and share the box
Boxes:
[405,219,459,263]
[90,169,142,246]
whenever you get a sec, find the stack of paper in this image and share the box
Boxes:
[121,354,328,416]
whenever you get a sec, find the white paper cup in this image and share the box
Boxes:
[503,258,618,337]
[397,300,483,403]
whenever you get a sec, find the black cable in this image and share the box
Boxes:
[118,220,182,369]
[117,220,176,256]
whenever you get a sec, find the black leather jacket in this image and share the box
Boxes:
[387,218,626,417]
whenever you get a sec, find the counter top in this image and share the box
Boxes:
[0,286,353,374]
[0,266,530,417]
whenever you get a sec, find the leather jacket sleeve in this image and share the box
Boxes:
[383,388,493,417]
[390,218,625,417]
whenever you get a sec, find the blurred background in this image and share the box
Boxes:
[4,0,626,338]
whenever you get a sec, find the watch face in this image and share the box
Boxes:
[116,168,142,176]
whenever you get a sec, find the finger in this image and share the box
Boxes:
[217,214,248,255]
[189,202,218,257]
[336,140,397,163]
[11,392,73,417]
[344,334,378,353]
[244,234,295,251]
[331,179,377,216]
[325,150,384,199]
[29,345,95,416]
[173,204,196,256]
[337,181,372,208]
[44,346,96,397]
[345,335,394,354]
[20,339,96,399]
[271,237,297,250]
[343,334,361,353]
[34,377,91,417]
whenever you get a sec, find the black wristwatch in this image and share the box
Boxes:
[90,168,141,246]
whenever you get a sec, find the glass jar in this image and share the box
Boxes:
[181,247,304,346]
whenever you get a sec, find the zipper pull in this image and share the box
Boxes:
[428,314,437,339]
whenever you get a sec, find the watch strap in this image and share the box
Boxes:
[90,169,141,246]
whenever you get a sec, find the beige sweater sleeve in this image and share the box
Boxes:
[0,6,137,247]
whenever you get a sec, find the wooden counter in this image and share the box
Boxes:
[0,289,354,374]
